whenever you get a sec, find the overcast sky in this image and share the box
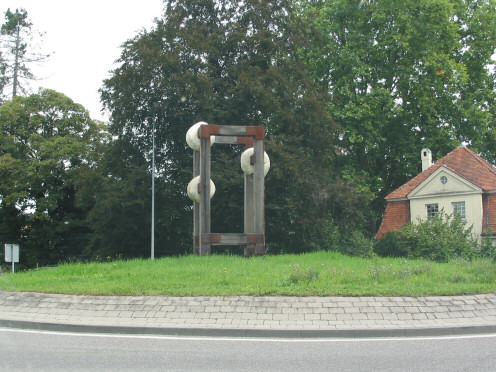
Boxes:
[1,0,164,121]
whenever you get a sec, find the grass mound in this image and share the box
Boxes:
[2,252,495,296]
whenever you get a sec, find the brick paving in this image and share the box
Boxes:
[1,291,496,337]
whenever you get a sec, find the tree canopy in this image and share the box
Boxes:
[299,0,496,221]
[100,0,496,255]
[0,89,106,266]
[101,0,370,254]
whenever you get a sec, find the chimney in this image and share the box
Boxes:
[421,148,433,171]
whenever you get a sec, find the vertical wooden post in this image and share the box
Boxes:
[199,135,211,255]
[193,150,200,254]
[244,173,255,256]
[254,138,265,255]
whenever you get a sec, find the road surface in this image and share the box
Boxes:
[2,328,495,371]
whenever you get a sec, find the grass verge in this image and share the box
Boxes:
[1,251,496,296]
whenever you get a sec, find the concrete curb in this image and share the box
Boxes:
[3,319,496,339]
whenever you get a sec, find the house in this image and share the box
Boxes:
[375,147,496,242]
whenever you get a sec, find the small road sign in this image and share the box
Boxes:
[5,244,19,273]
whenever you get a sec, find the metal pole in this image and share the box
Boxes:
[151,118,155,260]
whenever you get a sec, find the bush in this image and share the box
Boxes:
[374,232,409,257]
[478,232,496,261]
[396,211,478,262]
[338,230,374,258]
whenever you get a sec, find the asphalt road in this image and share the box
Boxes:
[2,328,496,371]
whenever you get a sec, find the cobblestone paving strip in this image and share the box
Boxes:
[1,292,496,334]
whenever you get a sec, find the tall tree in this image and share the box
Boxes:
[101,0,370,254]
[0,89,106,266]
[0,52,6,101]
[0,8,49,98]
[71,137,167,260]
[299,0,496,226]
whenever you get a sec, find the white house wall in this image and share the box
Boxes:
[408,168,483,239]
[409,194,482,238]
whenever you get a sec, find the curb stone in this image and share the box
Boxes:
[2,319,496,339]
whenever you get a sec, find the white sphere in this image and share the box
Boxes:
[187,176,216,203]
[186,121,216,150]
[240,148,270,176]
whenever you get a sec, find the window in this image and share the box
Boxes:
[452,201,466,220]
[426,204,439,219]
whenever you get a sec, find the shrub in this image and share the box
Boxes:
[396,211,477,262]
[374,232,409,257]
[478,232,496,261]
[323,219,342,252]
[338,230,374,258]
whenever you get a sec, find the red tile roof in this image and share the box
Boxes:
[374,200,410,239]
[386,147,496,200]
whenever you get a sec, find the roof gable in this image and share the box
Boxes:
[408,166,481,199]
[386,147,496,200]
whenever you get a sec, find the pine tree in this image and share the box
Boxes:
[1,8,50,98]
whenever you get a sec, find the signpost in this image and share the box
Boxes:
[4,244,19,273]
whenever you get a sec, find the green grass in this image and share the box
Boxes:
[1,251,496,296]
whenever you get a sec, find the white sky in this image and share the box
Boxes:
[1,0,164,121]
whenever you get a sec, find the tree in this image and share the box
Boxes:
[101,0,371,255]
[0,8,50,98]
[71,137,179,260]
[0,89,106,266]
[299,0,496,228]
[0,52,7,101]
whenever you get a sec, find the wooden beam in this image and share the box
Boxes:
[199,136,211,255]
[244,173,255,256]
[199,124,265,139]
[201,233,264,246]
[212,136,239,145]
[254,138,266,255]
[213,136,255,146]
[193,150,200,254]
[246,126,265,140]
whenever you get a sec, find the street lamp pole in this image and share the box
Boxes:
[151,114,156,260]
